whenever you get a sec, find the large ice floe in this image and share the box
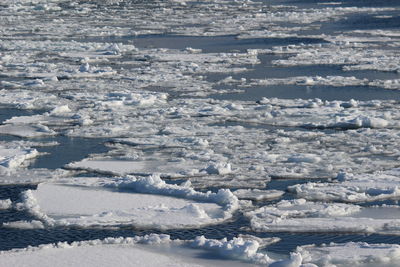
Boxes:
[1,234,399,267]
[14,176,239,229]
[245,199,400,234]
[0,234,302,267]
[298,242,400,267]
[289,169,400,203]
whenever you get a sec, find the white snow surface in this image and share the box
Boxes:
[289,169,400,202]
[0,234,306,267]
[17,176,239,229]
[245,199,400,234]
[298,242,400,267]
[0,144,39,174]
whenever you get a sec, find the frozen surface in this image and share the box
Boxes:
[245,199,400,234]
[0,234,299,267]
[17,176,239,229]
[1,0,400,264]
[289,169,400,202]
[298,242,400,267]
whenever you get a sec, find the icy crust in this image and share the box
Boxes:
[245,199,400,234]
[298,242,400,267]
[288,169,400,203]
[16,176,239,229]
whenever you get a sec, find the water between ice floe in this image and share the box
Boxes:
[1,183,400,254]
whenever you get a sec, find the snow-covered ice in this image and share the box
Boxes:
[16,176,239,229]
[289,169,400,203]
[245,199,400,234]
[1,0,400,264]
[298,242,400,267]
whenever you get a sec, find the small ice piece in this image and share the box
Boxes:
[79,63,91,72]
[245,199,400,234]
[233,189,284,201]
[0,199,12,210]
[0,145,39,174]
[49,105,72,116]
[191,236,275,264]
[298,242,400,267]
[2,220,45,229]
[203,162,232,175]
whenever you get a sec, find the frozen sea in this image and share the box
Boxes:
[1,0,400,266]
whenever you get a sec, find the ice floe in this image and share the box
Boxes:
[245,199,400,234]
[0,234,295,267]
[0,144,39,174]
[289,169,400,203]
[298,242,400,267]
[233,189,285,201]
[0,199,12,210]
[17,176,239,229]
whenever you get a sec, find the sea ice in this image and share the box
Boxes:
[245,199,400,234]
[0,199,12,210]
[0,234,294,266]
[0,144,39,174]
[17,176,239,229]
[298,242,400,267]
[289,169,400,202]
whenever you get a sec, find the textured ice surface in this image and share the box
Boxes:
[289,169,400,202]
[1,0,400,263]
[17,176,239,229]
[0,143,39,174]
[0,234,295,267]
[298,242,400,267]
[0,199,12,210]
[233,189,285,201]
[245,199,400,234]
